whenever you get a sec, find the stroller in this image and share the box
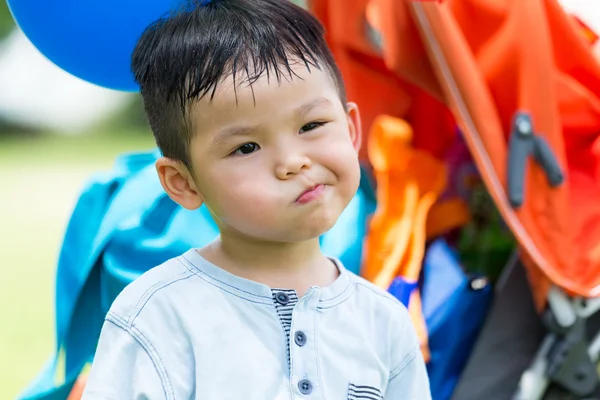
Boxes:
[18,0,600,399]
[314,0,600,398]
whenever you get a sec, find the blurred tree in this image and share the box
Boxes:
[0,1,14,40]
[97,96,149,134]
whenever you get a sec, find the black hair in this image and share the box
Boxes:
[131,0,347,170]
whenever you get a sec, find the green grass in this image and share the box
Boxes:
[0,131,155,399]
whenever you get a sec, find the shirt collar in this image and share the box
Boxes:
[180,249,353,308]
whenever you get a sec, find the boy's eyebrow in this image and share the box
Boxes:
[212,124,264,148]
[295,97,334,118]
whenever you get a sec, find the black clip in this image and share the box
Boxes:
[544,310,599,397]
[507,112,564,209]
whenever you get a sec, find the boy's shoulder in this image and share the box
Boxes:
[343,270,421,369]
[105,251,199,325]
[347,272,408,313]
[341,270,414,331]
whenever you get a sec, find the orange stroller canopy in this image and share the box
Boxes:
[311,0,600,301]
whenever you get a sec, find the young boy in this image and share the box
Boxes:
[82,0,431,398]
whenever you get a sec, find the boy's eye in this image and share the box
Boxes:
[299,121,325,133]
[233,142,260,156]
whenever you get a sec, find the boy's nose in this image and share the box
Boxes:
[275,153,312,180]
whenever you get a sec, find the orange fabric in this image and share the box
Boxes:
[66,375,87,400]
[363,115,447,288]
[366,0,600,299]
[310,0,458,164]
[363,115,450,361]
[426,198,470,238]
[310,0,412,164]
[572,16,599,46]
[408,289,431,363]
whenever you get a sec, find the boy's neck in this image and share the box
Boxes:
[199,234,338,297]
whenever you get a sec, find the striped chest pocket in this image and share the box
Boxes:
[347,384,383,400]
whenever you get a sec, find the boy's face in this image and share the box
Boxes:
[158,63,362,243]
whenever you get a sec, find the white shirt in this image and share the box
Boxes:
[83,249,431,399]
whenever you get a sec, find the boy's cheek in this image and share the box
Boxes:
[323,143,361,171]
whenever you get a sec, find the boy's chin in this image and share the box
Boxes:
[278,217,339,243]
[233,208,343,244]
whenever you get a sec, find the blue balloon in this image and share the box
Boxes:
[7,0,183,91]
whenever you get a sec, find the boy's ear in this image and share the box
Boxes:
[155,157,204,210]
[346,102,362,152]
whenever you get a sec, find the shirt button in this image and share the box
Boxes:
[294,331,307,347]
[275,292,290,305]
[298,379,313,395]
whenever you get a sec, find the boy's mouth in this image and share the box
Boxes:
[296,184,326,204]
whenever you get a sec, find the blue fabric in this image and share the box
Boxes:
[421,240,493,400]
[19,150,376,400]
[388,277,418,307]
